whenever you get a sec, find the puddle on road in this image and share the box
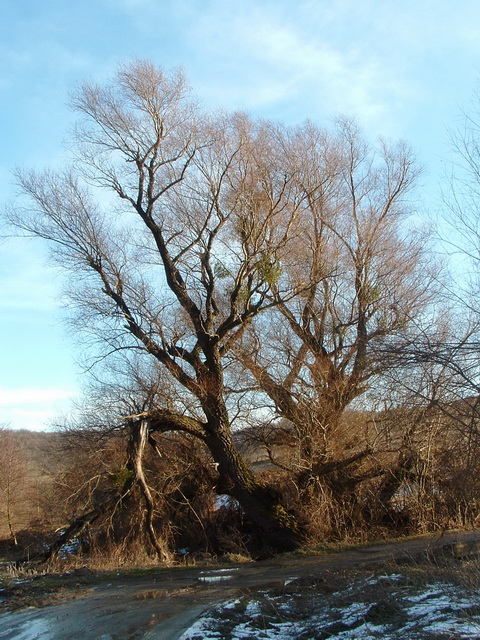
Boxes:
[198,568,239,584]
[198,575,234,583]
[0,614,52,640]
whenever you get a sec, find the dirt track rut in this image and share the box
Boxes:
[1,529,479,640]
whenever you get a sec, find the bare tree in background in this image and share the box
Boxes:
[235,119,439,531]
[412,83,480,429]
[239,119,432,465]
[0,427,32,545]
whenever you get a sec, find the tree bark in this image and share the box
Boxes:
[133,403,304,555]
[127,420,169,561]
[204,421,302,555]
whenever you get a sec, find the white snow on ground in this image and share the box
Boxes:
[340,601,369,626]
[178,572,480,640]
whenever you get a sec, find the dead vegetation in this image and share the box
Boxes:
[2,392,480,569]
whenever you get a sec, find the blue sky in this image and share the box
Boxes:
[1,0,480,430]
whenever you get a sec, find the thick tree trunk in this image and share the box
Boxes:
[368,449,416,526]
[143,399,303,556]
[192,354,303,555]
[204,423,302,555]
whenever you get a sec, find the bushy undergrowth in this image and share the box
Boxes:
[3,412,480,566]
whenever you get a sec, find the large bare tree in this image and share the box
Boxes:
[236,118,435,499]
[7,61,307,554]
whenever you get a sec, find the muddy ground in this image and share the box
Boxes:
[1,530,479,640]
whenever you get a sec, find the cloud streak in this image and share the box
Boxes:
[0,386,76,431]
[0,387,73,406]
[177,2,411,137]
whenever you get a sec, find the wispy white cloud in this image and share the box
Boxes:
[0,238,64,314]
[185,5,405,134]
[170,0,480,142]
[0,387,73,406]
[0,386,76,431]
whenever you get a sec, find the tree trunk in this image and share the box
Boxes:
[205,424,302,555]
[143,396,303,556]
[29,504,109,564]
[127,421,169,561]
[5,483,18,546]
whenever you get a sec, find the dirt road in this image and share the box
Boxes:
[1,529,479,640]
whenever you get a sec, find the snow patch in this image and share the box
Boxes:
[179,574,480,640]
